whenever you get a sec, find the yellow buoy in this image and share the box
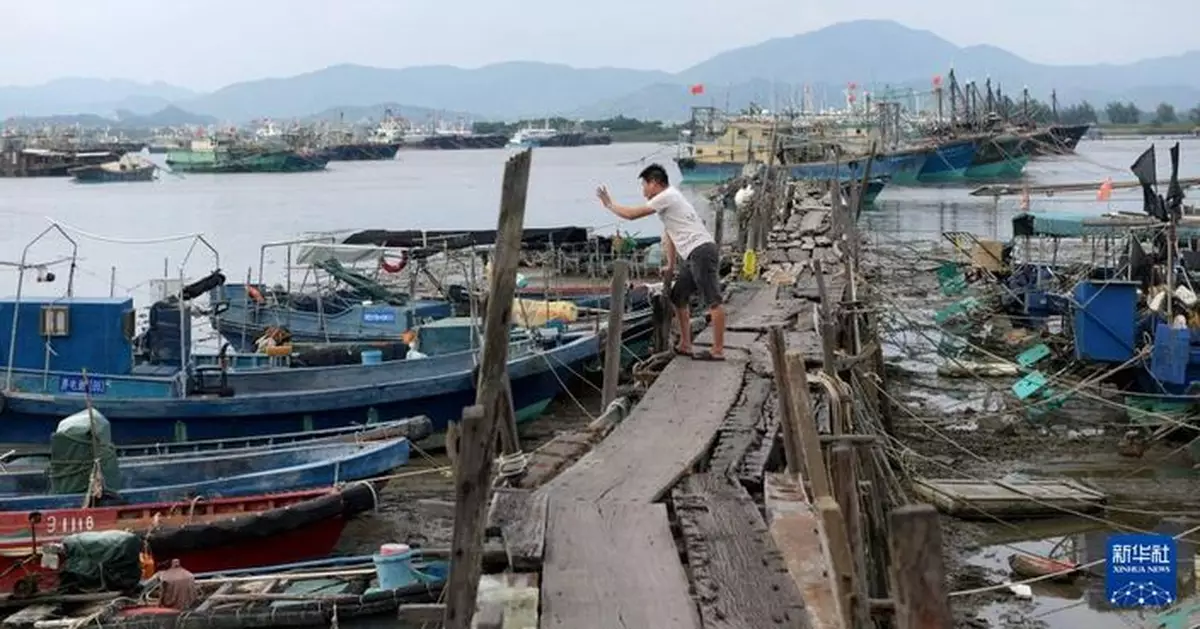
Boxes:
[742,249,758,280]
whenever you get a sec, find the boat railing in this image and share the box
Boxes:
[4,223,79,391]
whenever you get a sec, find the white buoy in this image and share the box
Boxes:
[734,186,754,209]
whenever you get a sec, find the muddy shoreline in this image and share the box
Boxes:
[877,246,1200,629]
[335,383,600,557]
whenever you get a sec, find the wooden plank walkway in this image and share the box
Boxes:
[537,349,747,503]
[674,474,810,628]
[531,285,775,629]
[540,499,701,629]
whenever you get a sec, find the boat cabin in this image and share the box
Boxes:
[0,296,146,390]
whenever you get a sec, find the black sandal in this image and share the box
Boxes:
[692,349,726,361]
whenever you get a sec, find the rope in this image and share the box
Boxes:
[497,451,529,478]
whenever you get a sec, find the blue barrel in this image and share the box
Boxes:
[361,349,383,365]
[373,549,420,590]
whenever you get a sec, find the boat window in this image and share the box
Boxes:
[40,306,69,337]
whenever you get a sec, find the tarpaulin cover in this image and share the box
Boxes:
[59,530,143,592]
[49,409,120,496]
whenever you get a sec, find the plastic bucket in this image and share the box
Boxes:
[361,349,383,365]
[373,549,419,590]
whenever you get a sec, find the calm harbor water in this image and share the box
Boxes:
[0,137,1190,302]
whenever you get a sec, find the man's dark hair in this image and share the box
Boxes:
[638,163,669,187]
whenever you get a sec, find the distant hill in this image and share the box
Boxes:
[177,62,669,122]
[6,106,215,129]
[0,78,196,119]
[8,21,1200,122]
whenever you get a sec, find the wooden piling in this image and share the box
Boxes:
[889,504,953,629]
[812,260,839,385]
[602,260,630,407]
[783,351,830,499]
[443,149,532,629]
[831,444,869,628]
[654,268,675,353]
[767,326,804,476]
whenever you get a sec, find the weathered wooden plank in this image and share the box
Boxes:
[540,499,699,629]
[513,432,596,489]
[738,390,780,487]
[708,376,772,477]
[764,473,844,629]
[911,477,1107,518]
[674,474,809,629]
[696,329,759,350]
[725,284,798,333]
[539,356,746,503]
[487,489,548,570]
[794,273,845,301]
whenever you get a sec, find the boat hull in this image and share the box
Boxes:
[319,143,402,161]
[677,151,918,187]
[69,165,155,183]
[965,136,1028,180]
[0,439,410,510]
[166,150,329,173]
[916,139,978,182]
[0,334,601,444]
[0,484,375,596]
[408,134,507,150]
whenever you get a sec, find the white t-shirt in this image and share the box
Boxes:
[647,187,713,260]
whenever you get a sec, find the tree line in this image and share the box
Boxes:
[992,99,1200,127]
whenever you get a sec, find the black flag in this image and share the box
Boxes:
[1167,141,1184,222]
[1130,145,1166,221]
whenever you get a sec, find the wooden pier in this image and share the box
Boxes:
[444,159,957,629]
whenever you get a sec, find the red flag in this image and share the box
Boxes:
[689,84,704,95]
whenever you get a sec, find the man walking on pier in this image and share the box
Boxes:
[596,163,726,360]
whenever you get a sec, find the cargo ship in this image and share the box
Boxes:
[166,138,329,174]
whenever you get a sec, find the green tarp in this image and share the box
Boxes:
[49,409,120,496]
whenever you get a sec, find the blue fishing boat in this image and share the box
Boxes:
[211,239,453,350]
[0,290,599,444]
[0,438,410,511]
[915,138,978,183]
[0,415,432,467]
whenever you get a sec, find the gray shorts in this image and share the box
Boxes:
[670,242,722,308]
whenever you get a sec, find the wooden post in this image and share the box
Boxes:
[443,149,532,629]
[602,260,630,408]
[889,504,953,629]
[831,444,869,628]
[767,326,804,476]
[812,260,839,383]
[816,496,855,629]
[657,268,675,352]
[783,351,831,499]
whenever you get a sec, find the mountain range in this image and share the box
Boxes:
[5,20,1200,124]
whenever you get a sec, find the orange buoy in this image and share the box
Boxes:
[246,285,265,304]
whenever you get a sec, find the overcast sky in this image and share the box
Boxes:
[5,0,1195,91]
